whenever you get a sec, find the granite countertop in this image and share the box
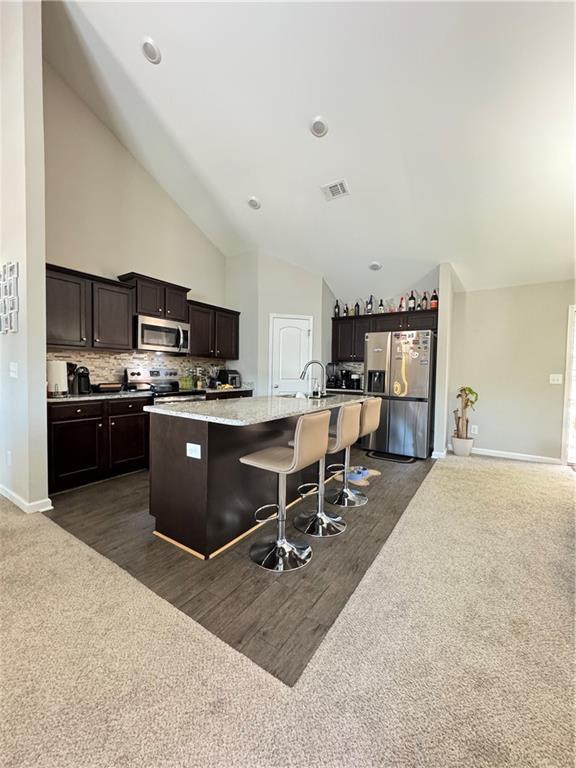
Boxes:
[327,387,365,394]
[47,387,254,404]
[144,393,367,427]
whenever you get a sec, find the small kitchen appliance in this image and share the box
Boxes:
[127,368,206,402]
[47,360,68,397]
[73,366,91,395]
[217,369,241,388]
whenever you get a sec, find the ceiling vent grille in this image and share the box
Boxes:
[320,179,349,201]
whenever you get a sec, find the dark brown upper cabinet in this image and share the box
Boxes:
[215,310,239,360]
[46,270,91,348]
[188,302,239,360]
[92,282,133,350]
[189,305,215,357]
[118,273,189,322]
[47,266,133,351]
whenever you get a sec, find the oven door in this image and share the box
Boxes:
[137,316,191,354]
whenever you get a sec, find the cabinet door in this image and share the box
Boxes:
[214,311,239,360]
[372,314,406,332]
[136,279,165,317]
[49,417,106,492]
[352,317,373,361]
[332,319,354,362]
[46,271,91,347]
[92,282,133,350]
[109,413,149,472]
[189,305,215,357]
[164,287,189,322]
[405,311,437,331]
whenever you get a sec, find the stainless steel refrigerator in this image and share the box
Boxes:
[362,330,435,458]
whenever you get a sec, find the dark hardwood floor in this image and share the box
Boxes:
[45,449,433,686]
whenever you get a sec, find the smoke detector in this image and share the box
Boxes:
[247,196,261,210]
[142,37,162,65]
[310,116,328,138]
[320,179,349,201]
[369,261,382,271]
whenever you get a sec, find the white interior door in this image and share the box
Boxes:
[564,306,576,464]
[270,315,312,394]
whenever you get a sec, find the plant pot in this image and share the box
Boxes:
[452,436,474,457]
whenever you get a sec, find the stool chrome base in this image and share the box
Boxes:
[294,508,346,537]
[249,536,312,572]
[325,485,368,508]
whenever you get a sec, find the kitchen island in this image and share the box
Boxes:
[144,393,366,559]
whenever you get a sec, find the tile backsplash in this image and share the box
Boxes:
[46,350,225,383]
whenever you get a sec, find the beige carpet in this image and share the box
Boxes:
[1,456,573,768]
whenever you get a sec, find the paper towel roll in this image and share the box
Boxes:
[47,360,68,397]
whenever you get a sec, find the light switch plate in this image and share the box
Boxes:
[186,443,201,460]
[549,374,563,385]
[9,362,18,379]
[470,425,478,436]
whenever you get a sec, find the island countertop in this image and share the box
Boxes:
[144,393,367,427]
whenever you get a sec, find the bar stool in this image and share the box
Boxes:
[324,401,366,508]
[239,410,331,572]
[353,397,383,475]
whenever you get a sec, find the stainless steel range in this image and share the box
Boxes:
[127,368,205,403]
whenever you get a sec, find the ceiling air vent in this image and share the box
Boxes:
[320,179,349,201]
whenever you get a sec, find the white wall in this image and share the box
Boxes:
[224,251,259,388]
[433,263,455,456]
[450,280,575,460]
[0,1,50,512]
[321,280,336,364]
[43,63,226,305]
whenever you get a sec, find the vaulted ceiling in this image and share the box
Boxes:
[43,1,573,301]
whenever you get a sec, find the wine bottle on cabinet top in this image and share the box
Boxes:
[398,296,406,312]
[408,291,416,311]
[366,295,374,314]
[430,290,439,309]
[354,301,360,316]
[378,299,384,313]
[421,291,428,310]
[334,300,340,318]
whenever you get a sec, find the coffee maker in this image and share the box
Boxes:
[71,365,91,395]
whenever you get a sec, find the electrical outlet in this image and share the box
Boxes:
[186,443,201,460]
[9,362,18,379]
[549,374,563,385]
[6,450,12,467]
[470,425,478,436]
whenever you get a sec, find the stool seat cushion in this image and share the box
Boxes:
[240,446,295,473]
[358,397,382,438]
[327,402,361,454]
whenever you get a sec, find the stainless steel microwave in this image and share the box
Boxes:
[137,315,190,354]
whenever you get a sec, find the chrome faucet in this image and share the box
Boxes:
[299,360,327,397]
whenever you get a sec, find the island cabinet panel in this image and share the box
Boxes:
[46,270,91,348]
[48,397,152,493]
[214,310,239,360]
[189,305,215,356]
[92,282,133,350]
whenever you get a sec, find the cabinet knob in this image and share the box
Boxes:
[98,423,102,428]
[111,421,116,426]
[217,350,220,355]
[210,349,214,353]
[166,310,171,314]
[128,404,133,408]
[81,337,87,341]
[76,408,82,413]
[158,307,162,312]
[95,338,100,343]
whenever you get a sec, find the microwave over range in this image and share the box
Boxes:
[137,315,191,354]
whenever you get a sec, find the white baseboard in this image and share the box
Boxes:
[432,450,447,459]
[0,485,53,514]
[446,445,561,465]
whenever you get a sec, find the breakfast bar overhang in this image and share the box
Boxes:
[144,394,366,559]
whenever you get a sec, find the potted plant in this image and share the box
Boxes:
[452,386,479,457]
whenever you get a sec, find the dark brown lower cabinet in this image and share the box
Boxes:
[205,389,252,401]
[48,398,152,493]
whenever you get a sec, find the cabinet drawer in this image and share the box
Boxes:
[49,401,104,421]
[108,398,152,416]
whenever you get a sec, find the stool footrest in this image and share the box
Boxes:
[254,504,279,524]
[327,463,345,475]
[297,482,319,497]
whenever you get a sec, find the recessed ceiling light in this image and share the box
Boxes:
[310,116,328,138]
[247,197,261,210]
[369,261,382,271]
[142,37,162,65]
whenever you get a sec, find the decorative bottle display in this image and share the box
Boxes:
[398,296,406,312]
[378,299,385,313]
[416,300,422,311]
[365,295,374,314]
[430,290,439,309]
[343,303,349,317]
[407,290,416,311]
[354,301,360,316]
[421,291,428,310]
[334,300,340,318]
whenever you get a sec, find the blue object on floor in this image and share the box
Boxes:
[347,469,366,482]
